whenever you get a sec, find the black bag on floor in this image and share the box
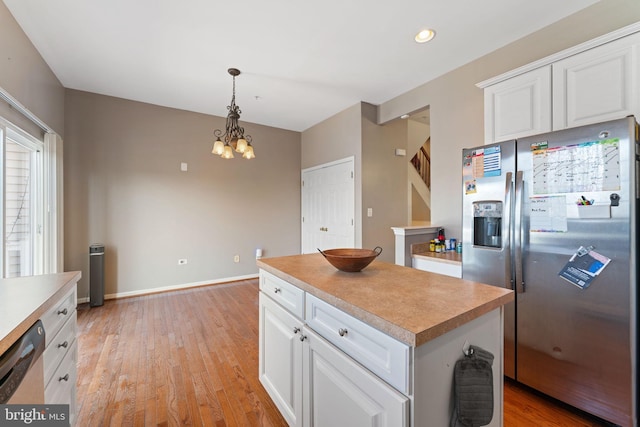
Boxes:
[450,345,494,427]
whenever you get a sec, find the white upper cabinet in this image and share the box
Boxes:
[479,24,640,144]
[553,32,640,130]
[484,66,552,143]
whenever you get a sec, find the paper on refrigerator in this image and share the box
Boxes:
[558,246,611,289]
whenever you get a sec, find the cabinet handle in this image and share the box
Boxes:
[274,288,281,294]
[299,335,307,342]
[293,327,300,334]
[57,341,69,349]
[59,374,69,382]
[57,308,68,315]
[338,328,348,337]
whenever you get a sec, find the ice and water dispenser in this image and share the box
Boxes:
[473,201,502,248]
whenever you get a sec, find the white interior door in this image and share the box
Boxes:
[302,158,355,253]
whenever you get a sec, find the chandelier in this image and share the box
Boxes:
[211,68,255,159]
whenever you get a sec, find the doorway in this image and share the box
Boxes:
[404,108,431,225]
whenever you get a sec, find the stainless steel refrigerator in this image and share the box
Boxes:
[461,116,638,427]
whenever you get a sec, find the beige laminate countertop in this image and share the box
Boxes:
[0,271,81,355]
[413,251,462,266]
[257,254,513,347]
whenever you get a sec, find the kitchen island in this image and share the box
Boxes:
[257,254,513,427]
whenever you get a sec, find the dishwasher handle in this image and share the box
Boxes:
[0,320,45,403]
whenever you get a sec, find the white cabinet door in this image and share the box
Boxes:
[553,32,640,130]
[484,66,551,144]
[259,292,304,427]
[301,158,355,253]
[302,328,409,427]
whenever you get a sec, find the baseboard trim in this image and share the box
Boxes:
[77,274,259,304]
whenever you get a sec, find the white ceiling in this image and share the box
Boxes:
[4,0,599,132]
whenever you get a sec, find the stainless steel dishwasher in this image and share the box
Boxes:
[0,320,45,404]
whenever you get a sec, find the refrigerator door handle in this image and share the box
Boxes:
[514,170,524,293]
[503,172,513,290]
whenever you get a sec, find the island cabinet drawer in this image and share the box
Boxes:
[305,294,410,394]
[45,340,77,398]
[260,271,305,319]
[45,340,77,426]
[43,310,77,386]
[41,287,76,346]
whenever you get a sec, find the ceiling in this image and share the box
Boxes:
[4,0,599,132]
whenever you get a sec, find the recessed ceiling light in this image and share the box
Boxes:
[400,114,410,119]
[414,29,436,44]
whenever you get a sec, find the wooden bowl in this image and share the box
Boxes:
[318,247,382,272]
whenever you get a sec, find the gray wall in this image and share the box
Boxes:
[3,0,640,294]
[64,90,301,298]
[301,103,364,247]
[378,0,640,241]
[1,0,302,298]
[0,2,64,137]
[361,104,407,262]
[301,102,409,263]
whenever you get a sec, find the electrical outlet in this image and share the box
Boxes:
[178,259,187,265]
[234,255,240,263]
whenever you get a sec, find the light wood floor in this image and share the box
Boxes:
[76,279,612,426]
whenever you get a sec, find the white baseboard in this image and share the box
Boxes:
[77,274,259,304]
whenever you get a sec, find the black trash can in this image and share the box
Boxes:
[89,244,105,307]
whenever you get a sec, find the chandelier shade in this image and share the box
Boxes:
[211,68,255,159]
